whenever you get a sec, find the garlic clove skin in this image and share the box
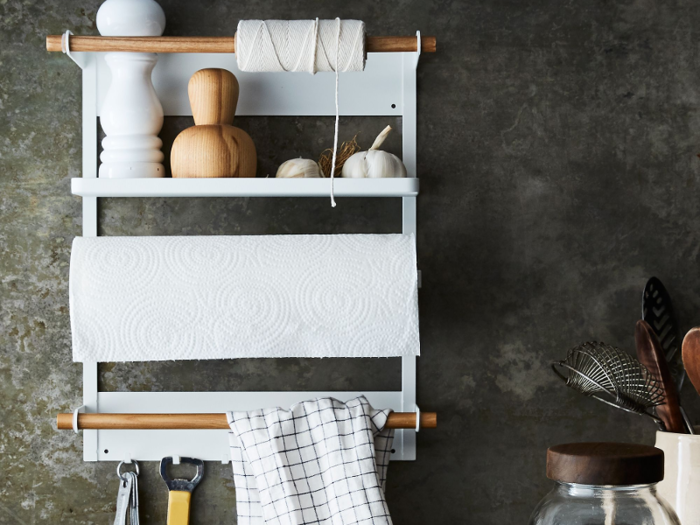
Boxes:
[341,152,369,178]
[276,158,322,178]
[365,150,407,178]
[341,150,407,178]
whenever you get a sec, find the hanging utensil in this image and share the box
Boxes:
[642,277,694,433]
[114,461,140,525]
[552,342,665,426]
[160,457,204,525]
[642,277,686,390]
[635,320,687,433]
[682,327,700,397]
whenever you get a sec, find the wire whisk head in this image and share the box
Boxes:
[552,342,664,421]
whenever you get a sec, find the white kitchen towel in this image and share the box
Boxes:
[69,234,419,362]
[227,397,394,525]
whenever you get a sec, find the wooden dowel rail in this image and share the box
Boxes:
[57,412,436,430]
[46,35,436,54]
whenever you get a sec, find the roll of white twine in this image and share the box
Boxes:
[236,19,365,74]
[236,19,366,207]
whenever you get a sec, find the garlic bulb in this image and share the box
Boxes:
[276,158,322,178]
[341,126,407,178]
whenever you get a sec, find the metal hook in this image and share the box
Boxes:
[72,405,85,434]
[117,460,140,481]
[61,30,84,69]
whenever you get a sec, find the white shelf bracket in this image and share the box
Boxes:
[61,30,86,69]
[72,405,85,434]
[415,31,422,67]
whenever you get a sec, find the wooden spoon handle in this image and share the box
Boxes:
[635,320,686,433]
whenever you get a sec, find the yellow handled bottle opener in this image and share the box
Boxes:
[160,457,204,525]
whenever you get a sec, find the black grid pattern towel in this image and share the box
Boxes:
[227,396,395,525]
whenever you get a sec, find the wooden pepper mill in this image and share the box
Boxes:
[171,68,256,178]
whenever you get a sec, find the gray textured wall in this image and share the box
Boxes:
[3,0,700,523]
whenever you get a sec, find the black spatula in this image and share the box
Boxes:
[642,277,693,432]
[643,277,685,388]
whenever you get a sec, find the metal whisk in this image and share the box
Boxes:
[552,342,666,427]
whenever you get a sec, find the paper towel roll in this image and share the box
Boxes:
[69,234,419,362]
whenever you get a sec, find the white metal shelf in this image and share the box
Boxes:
[71,177,419,198]
[71,47,421,462]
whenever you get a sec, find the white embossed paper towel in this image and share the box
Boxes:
[70,234,419,362]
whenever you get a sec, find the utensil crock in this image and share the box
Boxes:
[655,430,700,524]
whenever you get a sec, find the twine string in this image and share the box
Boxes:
[236,19,366,206]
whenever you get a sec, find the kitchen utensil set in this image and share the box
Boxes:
[554,277,700,434]
[111,457,204,525]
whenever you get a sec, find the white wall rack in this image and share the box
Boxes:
[58,35,425,462]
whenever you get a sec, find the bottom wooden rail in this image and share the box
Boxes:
[57,412,436,430]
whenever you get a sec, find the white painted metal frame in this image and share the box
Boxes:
[71,177,419,198]
[71,39,421,463]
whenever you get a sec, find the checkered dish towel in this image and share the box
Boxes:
[227,396,395,525]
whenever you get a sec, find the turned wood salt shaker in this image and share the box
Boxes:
[171,68,256,178]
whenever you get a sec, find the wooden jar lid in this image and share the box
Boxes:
[546,443,664,485]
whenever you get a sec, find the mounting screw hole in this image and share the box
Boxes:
[104,449,109,454]
[391,104,396,109]
[391,449,396,454]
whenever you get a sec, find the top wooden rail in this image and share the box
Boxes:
[46,35,436,54]
[57,411,437,430]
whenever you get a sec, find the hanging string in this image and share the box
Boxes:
[328,17,342,207]
[236,19,366,206]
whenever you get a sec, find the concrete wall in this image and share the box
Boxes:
[2,1,700,522]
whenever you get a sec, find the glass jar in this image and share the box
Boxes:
[528,442,680,525]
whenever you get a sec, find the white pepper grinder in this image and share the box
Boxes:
[97,0,166,178]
